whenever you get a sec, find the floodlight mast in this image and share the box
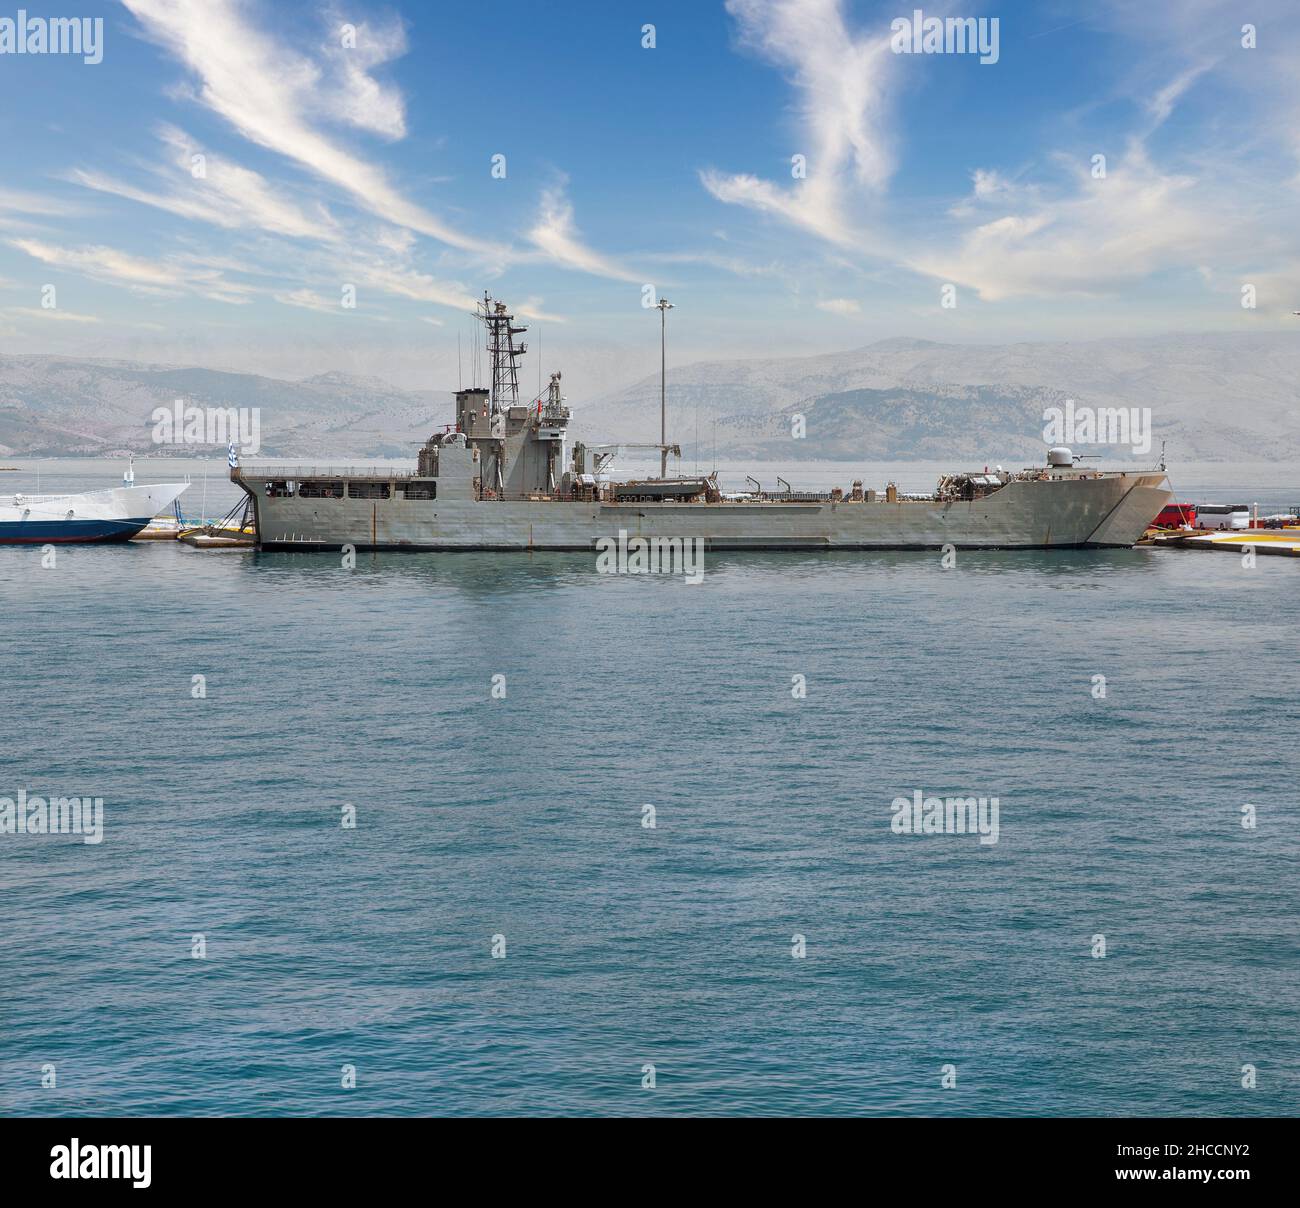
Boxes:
[654,297,674,477]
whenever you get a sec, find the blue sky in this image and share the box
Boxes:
[0,0,1297,392]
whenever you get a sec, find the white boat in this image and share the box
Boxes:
[0,482,189,544]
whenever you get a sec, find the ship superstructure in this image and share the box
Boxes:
[233,294,1172,551]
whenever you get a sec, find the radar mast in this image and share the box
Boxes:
[478,292,528,415]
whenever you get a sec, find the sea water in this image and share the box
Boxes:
[0,459,1296,1116]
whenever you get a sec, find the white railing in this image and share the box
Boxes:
[6,492,78,505]
[239,465,420,479]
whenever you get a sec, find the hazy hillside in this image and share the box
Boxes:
[0,355,453,457]
[711,384,1068,460]
[2,331,1297,461]
[581,332,1300,461]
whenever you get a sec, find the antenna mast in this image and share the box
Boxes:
[479,292,528,415]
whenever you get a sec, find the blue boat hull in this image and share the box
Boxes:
[0,517,152,544]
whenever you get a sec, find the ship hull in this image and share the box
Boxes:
[0,518,150,543]
[0,483,189,545]
[238,471,1171,552]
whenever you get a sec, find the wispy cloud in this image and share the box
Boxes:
[514,296,566,323]
[31,0,649,321]
[121,0,501,255]
[319,7,409,139]
[8,237,257,304]
[344,261,477,310]
[70,125,340,242]
[816,297,860,314]
[0,187,86,236]
[701,0,897,247]
[910,147,1240,302]
[1146,61,1213,127]
[12,238,181,290]
[909,63,1254,302]
[527,184,642,282]
[0,188,83,217]
[1,306,102,323]
[274,288,344,315]
[703,0,1292,314]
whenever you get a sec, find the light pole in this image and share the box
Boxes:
[655,297,673,478]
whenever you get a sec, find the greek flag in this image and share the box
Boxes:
[227,441,239,469]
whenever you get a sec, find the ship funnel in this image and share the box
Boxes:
[1047,446,1074,467]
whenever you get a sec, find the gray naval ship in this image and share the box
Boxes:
[233,294,1172,551]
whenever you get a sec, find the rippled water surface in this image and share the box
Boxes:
[1,461,1297,1116]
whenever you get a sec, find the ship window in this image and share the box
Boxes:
[298,480,344,498]
[348,481,391,499]
[398,480,436,500]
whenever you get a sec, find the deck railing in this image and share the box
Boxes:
[241,465,422,480]
[5,493,80,505]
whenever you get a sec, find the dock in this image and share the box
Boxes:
[134,496,256,547]
[177,525,256,549]
[1148,530,1300,556]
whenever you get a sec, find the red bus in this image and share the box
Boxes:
[1153,503,1196,528]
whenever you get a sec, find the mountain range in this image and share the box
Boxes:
[1,331,1296,461]
[0,355,452,458]
[584,332,1300,462]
